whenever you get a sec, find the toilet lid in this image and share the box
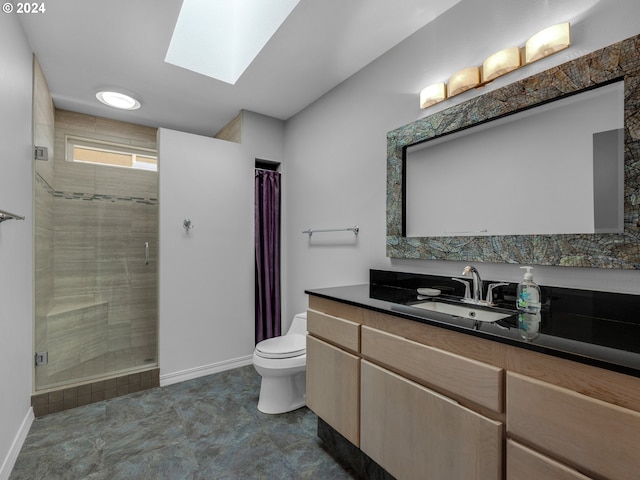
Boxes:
[255,334,306,359]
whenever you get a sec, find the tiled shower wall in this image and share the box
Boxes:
[34,106,159,391]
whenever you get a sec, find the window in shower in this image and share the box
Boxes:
[66,135,158,171]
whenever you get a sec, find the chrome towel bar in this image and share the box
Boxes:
[302,226,359,236]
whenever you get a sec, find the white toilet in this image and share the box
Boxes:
[253,312,307,414]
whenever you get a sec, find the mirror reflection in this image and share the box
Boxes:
[405,81,624,237]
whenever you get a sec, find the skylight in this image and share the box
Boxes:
[165,0,301,85]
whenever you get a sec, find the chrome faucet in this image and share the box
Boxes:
[485,282,509,306]
[462,265,483,304]
[451,277,471,300]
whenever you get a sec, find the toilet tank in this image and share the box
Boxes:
[286,312,307,336]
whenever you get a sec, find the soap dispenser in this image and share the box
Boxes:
[516,266,541,314]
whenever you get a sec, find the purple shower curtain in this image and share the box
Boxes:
[255,169,281,344]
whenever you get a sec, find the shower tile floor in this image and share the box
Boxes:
[10,366,358,480]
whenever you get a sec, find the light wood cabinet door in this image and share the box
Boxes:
[507,440,593,480]
[307,308,360,353]
[360,360,502,480]
[361,325,503,412]
[306,335,360,446]
[507,372,640,480]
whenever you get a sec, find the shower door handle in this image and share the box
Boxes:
[145,242,150,265]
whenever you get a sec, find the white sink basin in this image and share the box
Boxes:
[412,301,512,322]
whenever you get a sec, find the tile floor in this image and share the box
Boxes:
[10,366,357,480]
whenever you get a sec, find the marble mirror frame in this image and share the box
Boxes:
[386,33,640,269]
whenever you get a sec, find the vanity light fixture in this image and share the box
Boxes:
[419,22,570,109]
[95,91,141,110]
[525,22,571,64]
[482,47,521,83]
[420,83,447,108]
[448,66,480,97]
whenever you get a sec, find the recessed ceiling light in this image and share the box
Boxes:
[96,91,141,110]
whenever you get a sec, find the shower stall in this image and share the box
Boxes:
[33,107,159,402]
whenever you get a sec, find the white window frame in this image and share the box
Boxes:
[65,135,157,172]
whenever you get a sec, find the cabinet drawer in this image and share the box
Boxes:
[361,360,502,480]
[306,335,360,446]
[507,372,640,480]
[307,308,360,353]
[361,326,503,412]
[507,440,592,480]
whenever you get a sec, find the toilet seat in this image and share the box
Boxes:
[255,333,306,359]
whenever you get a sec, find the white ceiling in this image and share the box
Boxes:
[18,0,462,137]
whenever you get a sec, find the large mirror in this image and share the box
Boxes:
[386,33,640,269]
[406,82,624,237]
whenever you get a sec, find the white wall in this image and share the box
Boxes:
[158,110,286,382]
[242,110,285,163]
[282,0,640,320]
[158,128,256,384]
[0,13,34,480]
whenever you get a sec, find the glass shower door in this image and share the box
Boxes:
[33,111,159,392]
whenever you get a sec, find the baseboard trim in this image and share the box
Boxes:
[0,407,34,480]
[159,355,253,387]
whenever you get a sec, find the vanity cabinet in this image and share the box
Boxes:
[307,277,640,480]
[506,371,640,480]
[307,294,640,480]
[307,297,504,479]
[306,307,361,446]
[361,360,502,480]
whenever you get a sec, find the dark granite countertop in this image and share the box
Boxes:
[305,270,640,378]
